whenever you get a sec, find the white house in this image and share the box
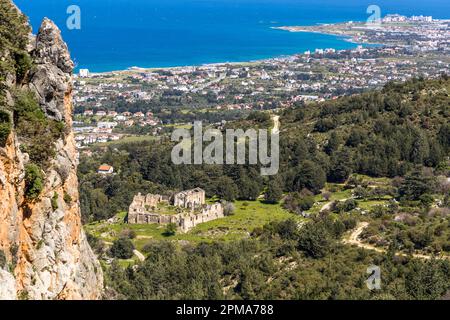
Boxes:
[98,164,114,175]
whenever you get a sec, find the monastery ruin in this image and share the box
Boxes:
[127,188,224,232]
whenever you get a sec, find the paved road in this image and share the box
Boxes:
[192,73,226,93]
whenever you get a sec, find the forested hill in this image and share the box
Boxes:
[279,76,449,184]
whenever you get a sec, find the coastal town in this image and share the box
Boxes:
[72,14,449,148]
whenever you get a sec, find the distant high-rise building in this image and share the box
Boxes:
[411,15,433,22]
[79,69,90,78]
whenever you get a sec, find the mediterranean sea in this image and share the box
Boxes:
[14,0,450,72]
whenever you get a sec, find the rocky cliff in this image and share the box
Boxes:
[0,5,103,300]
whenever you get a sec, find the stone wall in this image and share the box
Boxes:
[180,203,224,232]
[173,188,206,208]
[127,188,223,232]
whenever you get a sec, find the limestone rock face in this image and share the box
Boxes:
[0,16,103,300]
[29,18,74,122]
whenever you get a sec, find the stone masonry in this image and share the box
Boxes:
[127,188,224,232]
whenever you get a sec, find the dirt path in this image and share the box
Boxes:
[320,201,333,213]
[343,222,384,253]
[133,249,145,262]
[344,222,449,260]
[319,198,348,213]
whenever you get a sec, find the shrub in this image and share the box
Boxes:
[298,222,333,259]
[314,118,336,132]
[222,202,236,216]
[120,229,137,239]
[264,179,283,204]
[353,186,369,199]
[86,233,105,255]
[63,192,72,205]
[334,199,358,213]
[0,0,32,83]
[14,51,32,83]
[283,192,315,214]
[419,194,434,207]
[342,217,357,230]
[0,249,6,269]
[109,238,134,259]
[35,239,44,250]
[0,110,11,147]
[51,192,59,211]
[18,290,29,300]
[247,111,271,123]
[13,90,65,168]
[10,244,18,269]
[370,205,388,218]
[163,223,177,237]
[24,164,44,200]
[322,191,332,201]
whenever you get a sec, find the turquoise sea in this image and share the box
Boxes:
[14,0,450,72]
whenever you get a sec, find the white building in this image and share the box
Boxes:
[98,164,114,175]
[97,121,118,129]
[79,69,90,78]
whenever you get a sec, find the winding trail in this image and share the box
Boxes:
[319,198,348,213]
[343,222,449,261]
[320,201,334,213]
[133,249,145,262]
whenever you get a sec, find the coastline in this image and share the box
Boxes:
[80,15,434,76]
[77,22,370,76]
[274,27,384,47]
[271,22,384,46]
[90,58,288,76]
[272,26,358,43]
[82,40,366,76]
[86,36,375,76]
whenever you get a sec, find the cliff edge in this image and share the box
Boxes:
[0,2,103,300]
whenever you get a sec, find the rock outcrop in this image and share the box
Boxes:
[0,11,103,299]
[30,18,74,122]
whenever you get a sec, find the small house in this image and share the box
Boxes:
[98,164,114,175]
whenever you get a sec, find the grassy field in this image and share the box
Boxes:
[85,200,299,252]
[163,123,193,130]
